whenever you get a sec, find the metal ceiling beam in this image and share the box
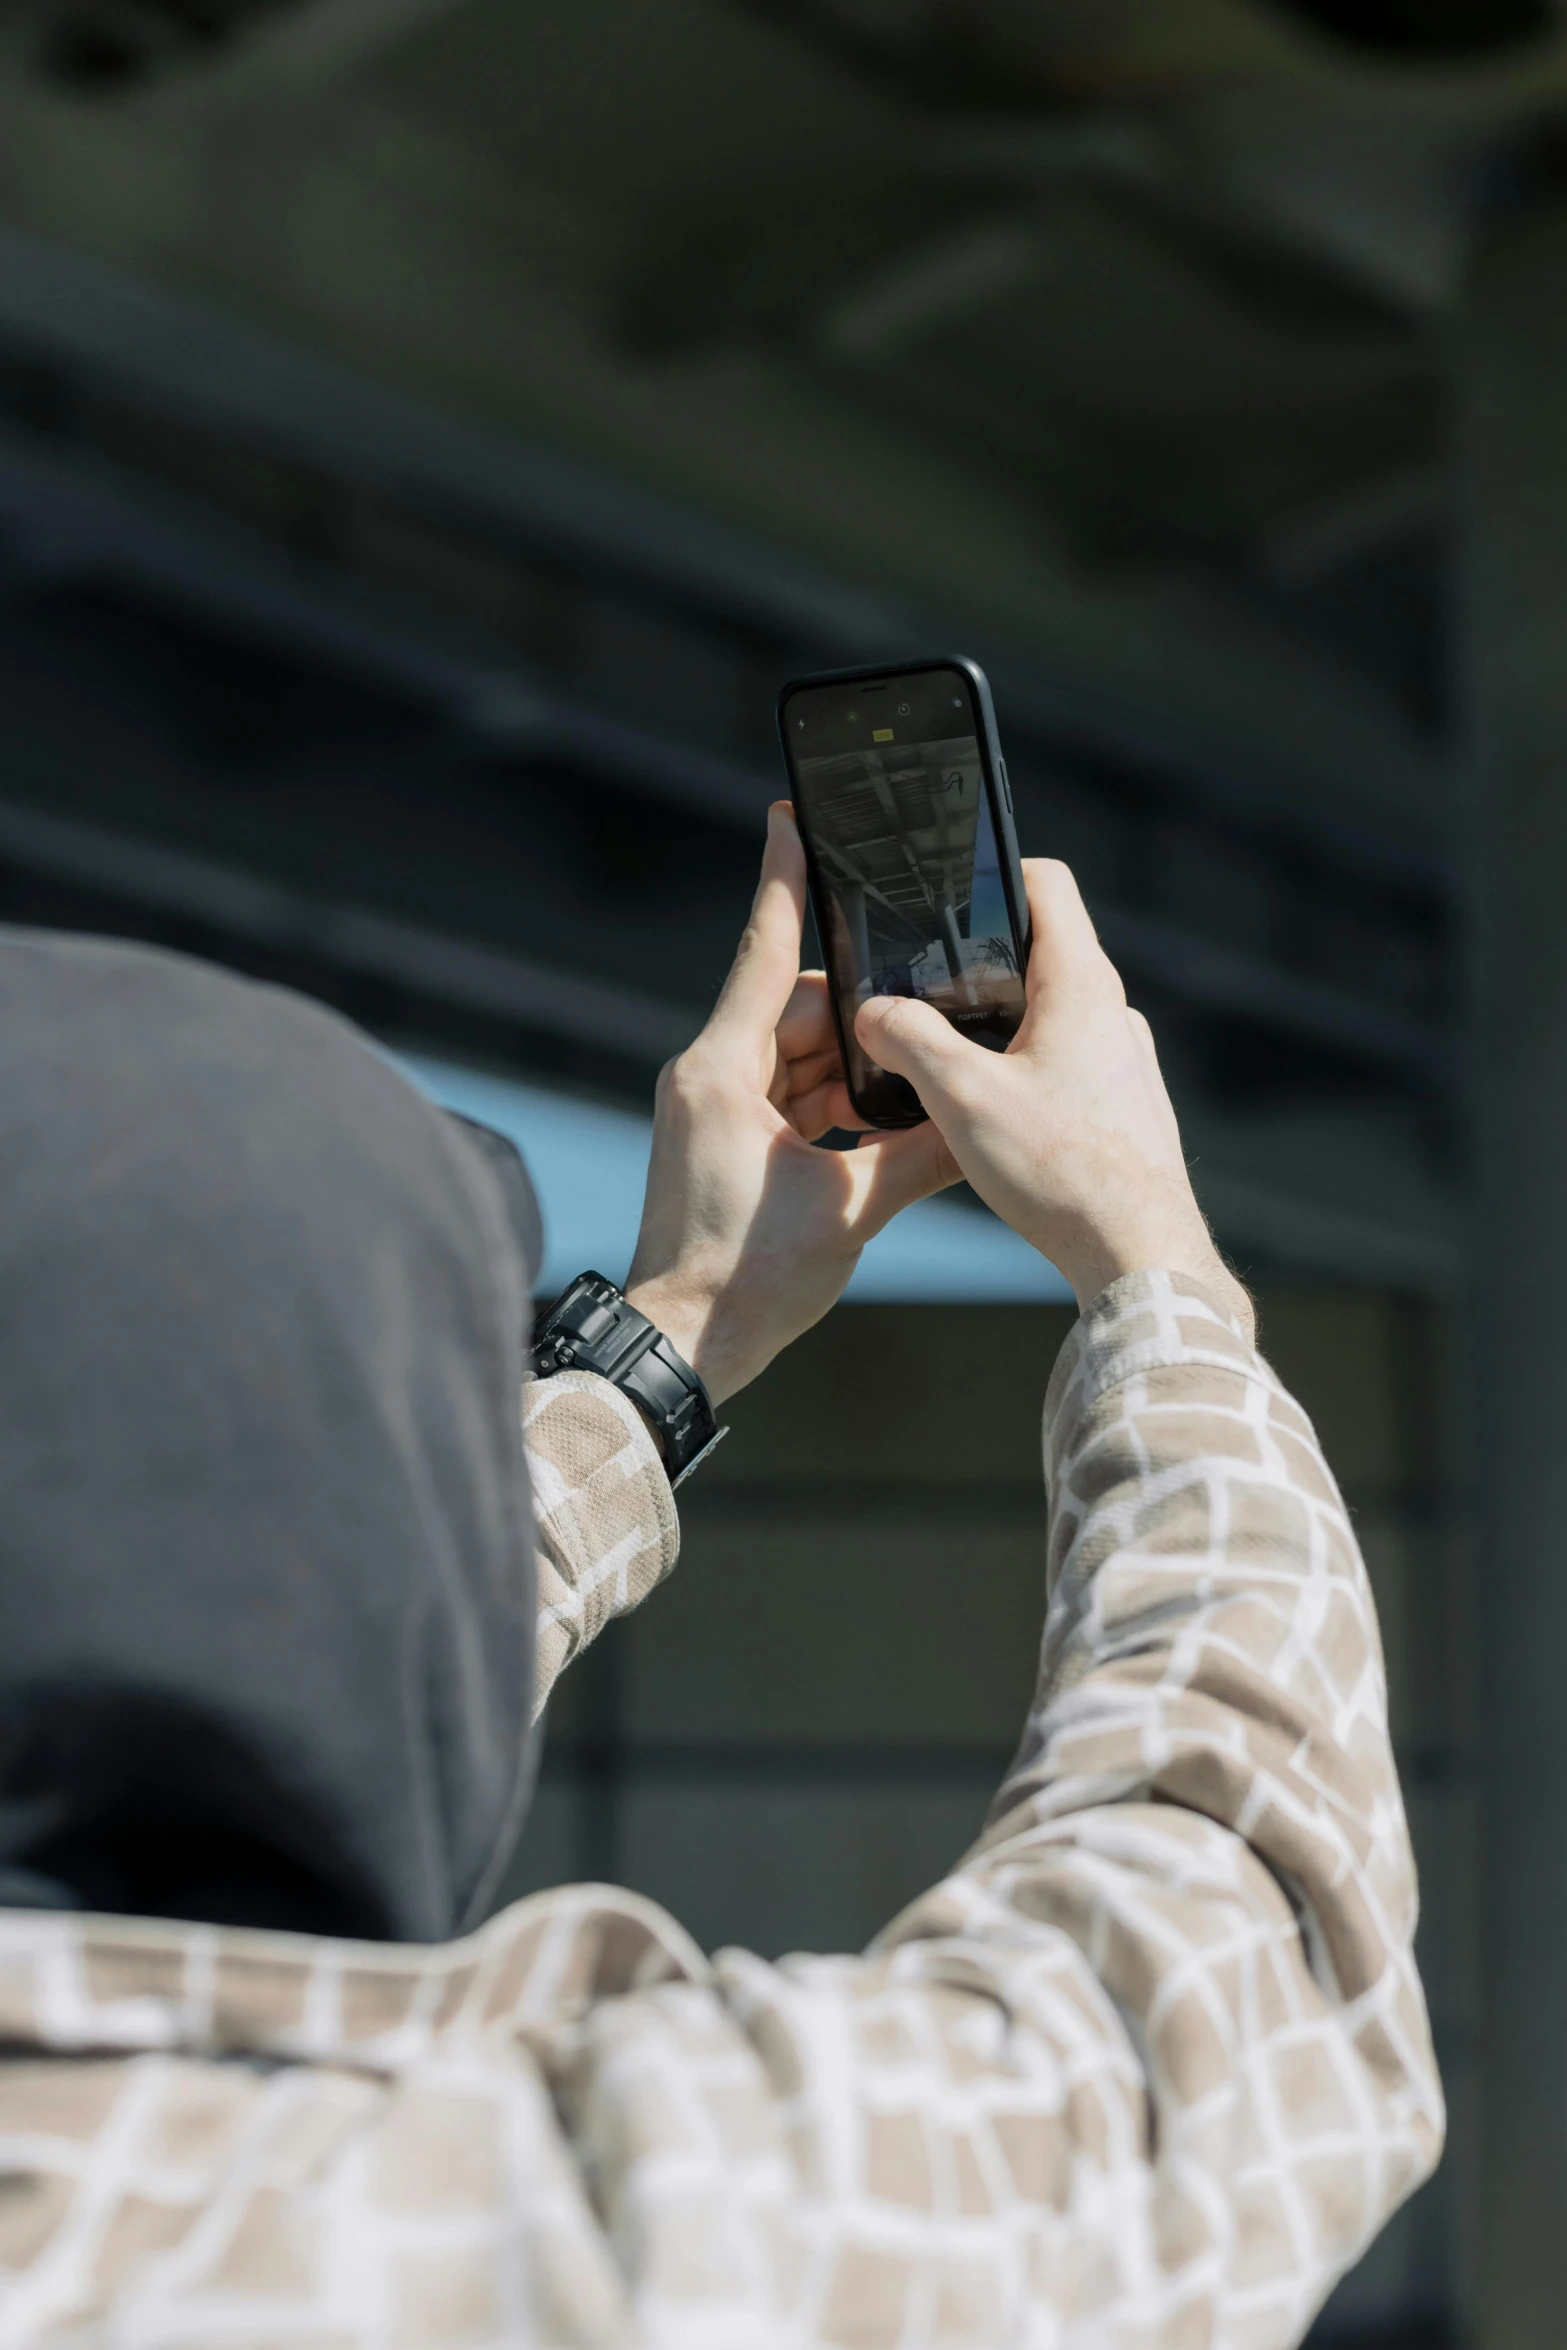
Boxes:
[1097,905,1451,1085]
[0,426,774,828]
[155,0,474,97]
[0,225,1447,847]
[1265,465,1446,586]
[0,790,700,1063]
[31,0,470,96]
[0,418,1453,1089]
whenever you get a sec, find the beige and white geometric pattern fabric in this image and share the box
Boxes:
[0,1271,1442,2346]
[525,1368,680,1715]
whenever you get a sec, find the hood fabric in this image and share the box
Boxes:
[0,928,539,1943]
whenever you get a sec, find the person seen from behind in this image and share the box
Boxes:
[0,805,1442,2345]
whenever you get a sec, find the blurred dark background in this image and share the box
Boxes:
[7,0,1567,2341]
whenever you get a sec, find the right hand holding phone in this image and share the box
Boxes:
[856,858,1254,1339]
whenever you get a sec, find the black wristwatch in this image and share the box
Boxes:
[529,1272,727,1488]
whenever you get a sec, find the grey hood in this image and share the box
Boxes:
[0,929,538,1942]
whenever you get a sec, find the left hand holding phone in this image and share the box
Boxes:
[626,802,956,1405]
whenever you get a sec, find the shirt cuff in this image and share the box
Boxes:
[1043,1268,1260,1485]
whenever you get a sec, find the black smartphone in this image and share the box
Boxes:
[776,656,1031,1130]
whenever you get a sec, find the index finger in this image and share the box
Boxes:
[1020,859,1120,1005]
[775,970,838,1062]
[703,802,808,1061]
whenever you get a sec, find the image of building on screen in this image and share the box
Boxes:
[798,728,1024,1048]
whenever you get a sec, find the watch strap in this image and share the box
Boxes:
[529,1273,726,1487]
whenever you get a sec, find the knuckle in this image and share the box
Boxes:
[660,1049,709,1107]
[1028,855,1078,901]
[675,1044,736,1105]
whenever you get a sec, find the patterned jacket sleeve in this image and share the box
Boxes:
[523,1371,679,1717]
[654,1269,1442,2348]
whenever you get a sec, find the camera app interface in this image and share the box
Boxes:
[784,668,1025,1098]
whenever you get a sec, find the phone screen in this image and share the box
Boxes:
[781,665,1026,1125]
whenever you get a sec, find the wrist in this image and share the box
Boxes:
[532,1273,728,1483]
[623,1277,717,1400]
[1074,1250,1254,1344]
[1055,1204,1253,1345]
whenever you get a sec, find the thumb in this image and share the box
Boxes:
[854,995,982,1116]
[845,1120,962,1240]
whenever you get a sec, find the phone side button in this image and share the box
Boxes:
[997,757,1013,812]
